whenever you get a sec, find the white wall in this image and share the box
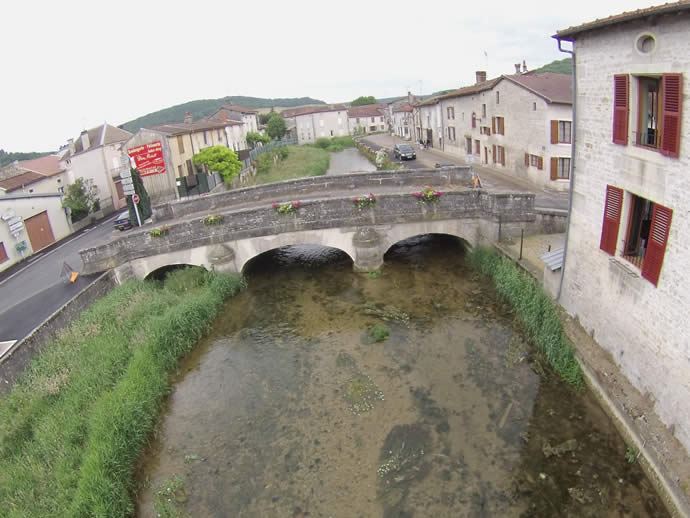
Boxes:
[296,110,348,144]
[560,15,690,452]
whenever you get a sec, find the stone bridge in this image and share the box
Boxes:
[79,167,537,281]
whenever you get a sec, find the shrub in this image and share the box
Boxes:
[370,324,390,342]
[315,137,331,149]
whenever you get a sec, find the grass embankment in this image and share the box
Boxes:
[254,145,330,184]
[313,135,355,152]
[0,268,245,517]
[356,141,398,171]
[468,247,584,387]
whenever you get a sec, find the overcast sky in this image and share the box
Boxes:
[1,0,659,152]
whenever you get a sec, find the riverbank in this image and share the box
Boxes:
[0,268,245,517]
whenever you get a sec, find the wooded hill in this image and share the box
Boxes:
[0,150,53,168]
[120,96,326,133]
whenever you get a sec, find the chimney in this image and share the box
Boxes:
[68,138,75,154]
[184,112,192,124]
[475,71,487,84]
[515,63,521,74]
[522,60,527,73]
[80,130,90,151]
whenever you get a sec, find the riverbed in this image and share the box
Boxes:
[326,147,376,175]
[136,236,668,517]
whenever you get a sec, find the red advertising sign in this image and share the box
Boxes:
[128,141,166,177]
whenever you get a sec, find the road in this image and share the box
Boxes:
[360,134,569,210]
[0,215,117,344]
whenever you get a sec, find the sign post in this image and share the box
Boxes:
[131,193,142,227]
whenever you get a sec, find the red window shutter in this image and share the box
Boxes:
[492,145,496,163]
[492,117,496,133]
[641,204,673,286]
[660,73,682,158]
[613,74,629,145]
[550,157,558,180]
[524,153,529,166]
[551,120,558,144]
[537,156,543,170]
[501,147,505,166]
[599,185,623,255]
[0,242,7,263]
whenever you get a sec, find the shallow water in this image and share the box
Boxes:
[136,236,668,518]
[326,148,376,175]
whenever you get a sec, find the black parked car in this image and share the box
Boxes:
[393,143,416,160]
[114,211,132,231]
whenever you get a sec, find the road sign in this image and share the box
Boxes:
[120,154,130,166]
[132,194,140,204]
[119,167,132,179]
[123,185,135,196]
[120,177,134,186]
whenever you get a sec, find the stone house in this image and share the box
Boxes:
[347,104,387,135]
[435,70,572,191]
[0,193,72,272]
[412,96,444,148]
[554,2,690,452]
[282,105,349,144]
[206,104,259,136]
[59,124,133,213]
[124,114,245,200]
[391,103,414,140]
[0,156,67,196]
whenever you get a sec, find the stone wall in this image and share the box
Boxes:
[152,167,474,222]
[0,271,116,394]
[81,190,535,274]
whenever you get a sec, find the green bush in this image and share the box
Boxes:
[370,324,390,343]
[467,247,583,387]
[315,137,331,149]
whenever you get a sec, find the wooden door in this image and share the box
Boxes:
[25,211,56,252]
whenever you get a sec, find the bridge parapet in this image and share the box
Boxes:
[81,190,535,275]
[152,167,474,222]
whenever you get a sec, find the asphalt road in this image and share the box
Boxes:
[0,215,118,343]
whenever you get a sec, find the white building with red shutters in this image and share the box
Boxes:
[554,2,689,452]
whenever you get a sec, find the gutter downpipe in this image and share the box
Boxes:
[556,37,576,302]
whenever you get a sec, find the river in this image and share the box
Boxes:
[136,235,668,518]
[326,147,376,175]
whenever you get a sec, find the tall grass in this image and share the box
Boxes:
[254,145,329,184]
[0,269,245,517]
[314,136,355,152]
[468,247,583,387]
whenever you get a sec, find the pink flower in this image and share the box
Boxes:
[354,198,359,203]
[272,202,279,209]
[434,191,442,196]
[294,201,301,208]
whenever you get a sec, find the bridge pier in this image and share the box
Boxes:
[352,227,384,272]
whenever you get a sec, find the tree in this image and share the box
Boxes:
[351,96,377,107]
[193,145,243,184]
[266,113,287,140]
[247,131,270,148]
[62,178,99,222]
[258,109,274,125]
[126,169,151,225]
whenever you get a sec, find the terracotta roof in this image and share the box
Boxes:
[554,0,690,40]
[148,119,242,135]
[13,155,64,177]
[393,103,413,113]
[67,123,133,157]
[281,104,347,118]
[0,171,46,192]
[347,104,386,118]
[501,72,572,104]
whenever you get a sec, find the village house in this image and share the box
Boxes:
[59,124,133,213]
[282,105,348,144]
[0,192,72,272]
[206,104,259,137]
[347,104,387,135]
[391,102,414,140]
[124,114,244,200]
[554,2,690,453]
[0,155,67,196]
[412,96,444,149]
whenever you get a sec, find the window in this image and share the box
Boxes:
[533,102,537,111]
[496,91,500,104]
[447,107,455,120]
[203,131,208,145]
[0,242,7,264]
[371,117,375,123]
[600,186,673,286]
[474,139,480,154]
[613,73,682,157]
[380,116,384,122]
[447,127,456,141]
[492,116,505,135]
[178,165,183,176]
[218,130,223,140]
[550,157,570,179]
[551,120,571,143]
[369,126,377,132]
[493,145,505,165]
[480,126,491,136]
[177,135,185,154]
[466,137,472,154]
[186,159,194,175]
[330,130,334,136]
[471,113,477,129]
[525,153,543,170]
[482,104,486,118]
